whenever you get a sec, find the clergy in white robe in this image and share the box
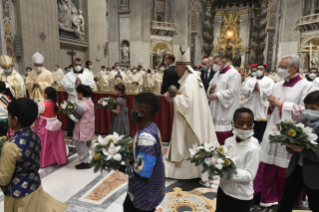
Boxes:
[26,52,54,101]
[110,63,128,92]
[62,58,95,137]
[138,67,146,92]
[207,55,241,145]
[98,68,112,92]
[143,71,154,92]
[242,64,275,143]
[253,55,314,207]
[53,65,65,89]
[0,55,26,99]
[128,68,143,94]
[153,66,165,95]
[84,61,98,91]
[164,47,219,181]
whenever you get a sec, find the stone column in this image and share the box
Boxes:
[153,0,157,21]
[311,0,316,14]
[165,0,168,22]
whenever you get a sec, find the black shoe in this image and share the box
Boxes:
[75,163,91,169]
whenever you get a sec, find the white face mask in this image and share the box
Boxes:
[75,65,82,72]
[133,69,137,74]
[277,68,290,79]
[256,70,263,78]
[213,64,221,72]
[232,127,254,140]
[160,67,165,71]
[309,73,317,80]
[303,109,319,121]
[251,72,257,77]
[106,71,110,74]
[36,67,43,73]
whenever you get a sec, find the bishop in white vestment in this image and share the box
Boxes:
[164,47,219,181]
[253,55,314,207]
[207,55,241,145]
[242,64,274,142]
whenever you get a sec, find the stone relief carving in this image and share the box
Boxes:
[58,0,85,41]
[121,0,128,5]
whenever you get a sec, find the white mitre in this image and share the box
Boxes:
[0,54,13,67]
[32,52,45,64]
[175,46,203,87]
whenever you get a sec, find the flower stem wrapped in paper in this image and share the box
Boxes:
[97,97,116,110]
[188,142,237,180]
[90,132,133,173]
[59,101,76,114]
[269,120,319,152]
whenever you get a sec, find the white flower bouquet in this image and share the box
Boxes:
[188,142,237,180]
[269,120,319,152]
[59,101,76,114]
[90,132,133,173]
[97,97,116,110]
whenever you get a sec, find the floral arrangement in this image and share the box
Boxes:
[59,101,76,114]
[97,97,116,110]
[90,132,133,173]
[188,142,237,180]
[269,120,319,152]
[0,136,7,156]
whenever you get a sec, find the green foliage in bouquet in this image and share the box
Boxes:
[188,143,237,180]
[97,97,116,110]
[269,120,319,152]
[59,101,76,114]
[91,133,133,173]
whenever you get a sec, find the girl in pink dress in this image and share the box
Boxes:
[34,87,68,168]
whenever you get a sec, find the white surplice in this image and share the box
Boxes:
[53,68,65,89]
[242,76,274,120]
[62,71,95,103]
[165,70,219,181]
[152,72,163,95]
[260,75,314,168]
[207,67,242,132]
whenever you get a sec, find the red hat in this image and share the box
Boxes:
[203,56,209,59]
[112,66,115,69]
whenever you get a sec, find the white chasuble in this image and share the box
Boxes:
[207,67,242,132]
[25,68,54,101]
[0,69,26,99]
[242,76,274,120]
[165,71,219,181]
[260,75,314,168]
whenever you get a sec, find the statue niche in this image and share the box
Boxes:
[58,0,85,41]
[152,42,170,69]
[121,41,130,64]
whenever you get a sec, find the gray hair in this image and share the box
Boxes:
[281,55,300,69]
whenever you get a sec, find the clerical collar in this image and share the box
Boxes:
[219,65,231,74]
[74,70,84,74]
[282,74,302,87]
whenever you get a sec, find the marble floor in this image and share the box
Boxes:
[0,135,311,212]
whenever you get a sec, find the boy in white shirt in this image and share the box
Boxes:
[216,108,261,212]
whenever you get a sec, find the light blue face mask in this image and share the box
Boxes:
[303,109,319,121]
[202,66,208,72]
[89,65,93,70]
[115,66,120,71]
[4,69,12,74]
[164,61,168,66]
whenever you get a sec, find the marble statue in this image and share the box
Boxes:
[121,44,130,63]
[121,0,128,5]
[58,0,77,29]
[232,48,242,67]
[155,48,167,68]
[311,49,319,68]
[72,10,85,41]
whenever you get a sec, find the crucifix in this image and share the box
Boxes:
[67,50,77,64]
[303,42,316,68]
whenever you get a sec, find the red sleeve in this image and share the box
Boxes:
[279,102,284,118]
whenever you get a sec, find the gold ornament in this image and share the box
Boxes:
[288,129,297,137]
[0,136,7,142]
[195,155,201,160]
[224,159,231,167]
[216,147,225,155]
[93,153,102,161]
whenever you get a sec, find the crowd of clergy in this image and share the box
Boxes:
[0,47,319,212]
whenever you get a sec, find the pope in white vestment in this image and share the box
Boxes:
[53,67,65,89]
[25,52,54,101]
[207,56,242,145]
[0,55,26,99]
[164,47,219,181]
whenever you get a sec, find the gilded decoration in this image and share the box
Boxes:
[213,12,246,59]
[2,0,14,58]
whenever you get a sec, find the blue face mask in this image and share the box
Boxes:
[303,109,319,121]
[89,65,93,70]
[4,69,12,74]
[116,66,120,71]
[202,66,208,72]
[164,61,168,66]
